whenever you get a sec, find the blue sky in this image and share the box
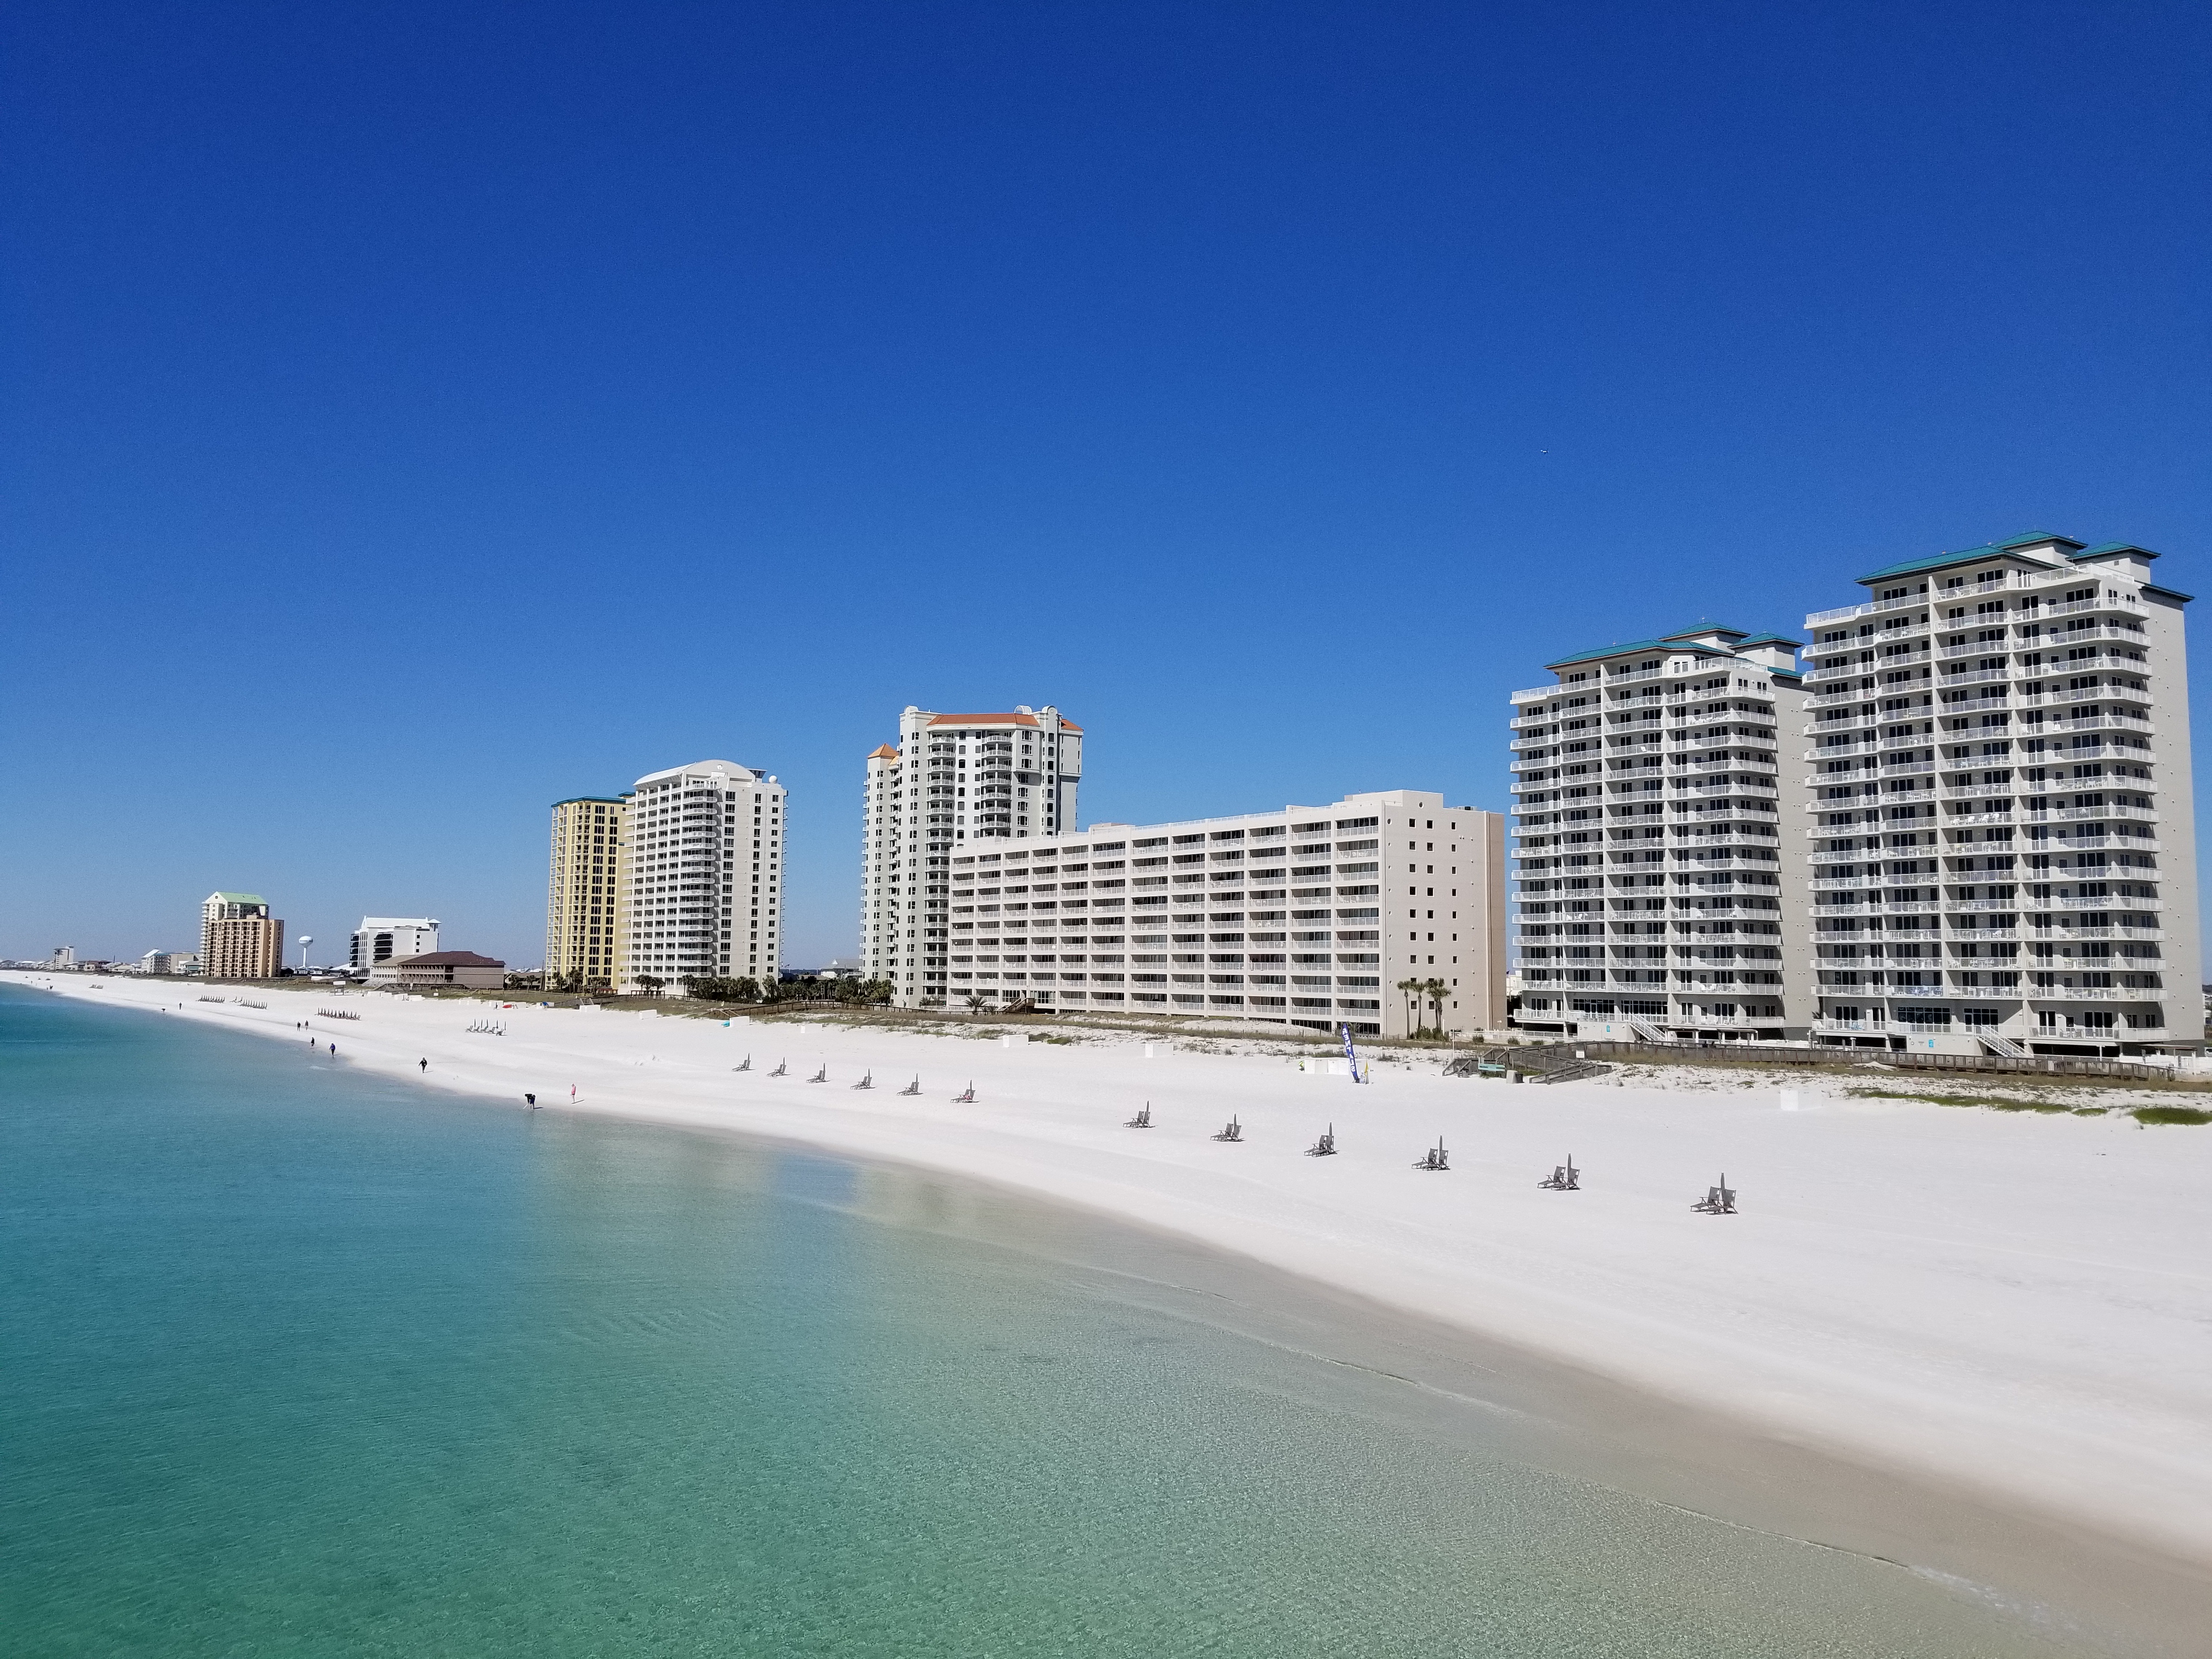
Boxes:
[4,1,2207,968]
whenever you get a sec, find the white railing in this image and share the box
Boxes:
[1806,602,1875,625]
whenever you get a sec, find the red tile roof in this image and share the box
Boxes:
[866,744,899,759]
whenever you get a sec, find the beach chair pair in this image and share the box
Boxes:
[768,1059,788,1077]
[1692,1175,1737,1215]
[850,1071,873,1091]
[899,1076,921,1096]
[1213,1116,1243,1143]
[953,1083,977,1103]
[1125,1104,1153,1128]
[1538,1156,1579,1191]
[1306,1124,1336,1157]
[808,1064,828,1084]
[733,1055,752,1073]
[1414,1139,1449,1172]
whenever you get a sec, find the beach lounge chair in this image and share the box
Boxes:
[1692,1175,1737,1215]
[769,1060,787,1077]
[953,1083,976,1103]
[1213,1116,1243,1143]
[808,1064,828,1083]
[1538,1156,1579,1191]
[899,1075,921,1096]
[1306,1124,1337,1157]
[1125,1104,1153,1128]
[734,1056,752,1072]
[851,1070,873,1090]
[1413,1139,1449,1172]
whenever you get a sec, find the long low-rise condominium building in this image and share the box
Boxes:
[929,790,1505,1038]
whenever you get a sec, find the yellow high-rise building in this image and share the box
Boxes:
[545,795,628,989]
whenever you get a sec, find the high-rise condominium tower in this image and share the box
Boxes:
[1799,532,2196,1056]
[201,891,285,981]
[621,759,785,991]
[1508,627,1809,1042]
[938,790,1506,1034]
[859,706,1082,998]
[545,795,627,988]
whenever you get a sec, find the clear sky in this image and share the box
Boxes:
[4,1,2207,968]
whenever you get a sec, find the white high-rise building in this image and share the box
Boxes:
[932,790,1506,1035]
[622,759,785,992]
[1508,626,1810,1042]
[1799,532,2196,1056]
[859,706,1083,996]
[352,917,439,972]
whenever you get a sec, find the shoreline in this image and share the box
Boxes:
[14,972,2212,1649]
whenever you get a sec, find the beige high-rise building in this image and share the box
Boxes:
[201,891,284,980]
[860,706,1084,994]
[620,759,785,992]
[545,795,628,989]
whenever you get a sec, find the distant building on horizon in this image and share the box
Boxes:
[201,892,283,981]
[141,949,201,976]
[617,759,785,994]
[546,795,628,990]
[49,945,75,968]
[351,917,439,973]
[860,705,1084,990]
[388,951,506,990]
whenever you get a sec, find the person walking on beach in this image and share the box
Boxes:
[525,1093,537,1108]
[329,1043,336,1055]
[419,1058,428,1073]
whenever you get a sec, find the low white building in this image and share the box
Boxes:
[927,789,1506,1038]
[140,950,201,976]
[352,917,439,973]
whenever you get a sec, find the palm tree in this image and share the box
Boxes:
[635,974,666,998]
[1395,978,1423,1035]
[1424,977,1450,1038]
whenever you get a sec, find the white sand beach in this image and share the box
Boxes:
[21,973,2212,1596]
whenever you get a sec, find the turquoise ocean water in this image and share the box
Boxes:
[2,987,2069,1656]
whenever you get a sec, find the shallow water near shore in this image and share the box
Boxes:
[0,986,2134,1655]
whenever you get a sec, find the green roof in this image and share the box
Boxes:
[208,891,264,903]
[1858,543,2044,584]
[552,796,626,807]
[1544,636,1740,670]
[2070,541,2159,562]
[1733,631,1804,648]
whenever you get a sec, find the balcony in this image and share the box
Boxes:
[2046,594,2148,617]
[1806,601,1875,625]
[2038,802,2158,822]
[2022,684,2152,708]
